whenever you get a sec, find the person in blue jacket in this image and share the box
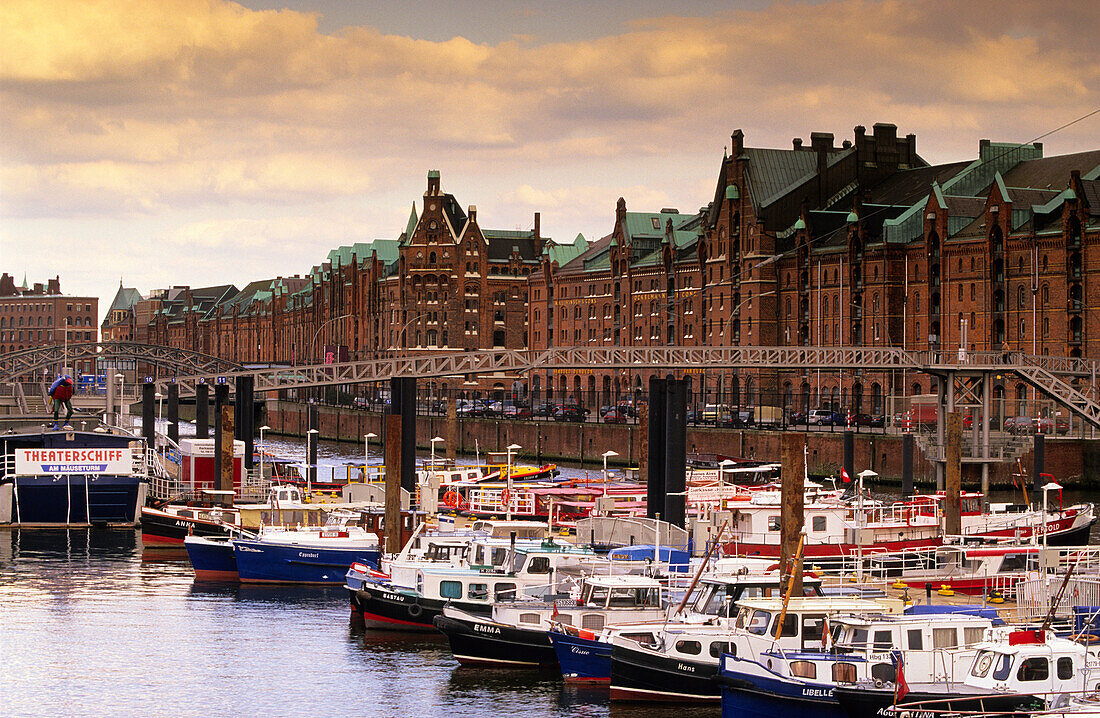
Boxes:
[48,374,75,429]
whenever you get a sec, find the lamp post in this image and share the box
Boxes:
[601,450,619,515]
[1041,481,1062,551]
[259,425,270,480]
[309,312,354,363]
[306,428,319,493]
[155,391,163,430]
[430,436,445,468]
[364,432,377,481]
[115,373,125,425]
[506,443,521,520]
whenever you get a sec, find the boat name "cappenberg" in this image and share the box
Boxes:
[298,552,320,558]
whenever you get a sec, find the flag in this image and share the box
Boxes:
[841,467,851,484]
[892,650,910,703]
[821,616,830,650]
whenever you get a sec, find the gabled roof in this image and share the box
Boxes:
[106,285,142,315]
[743,146,851,209]
[546,234,588,266]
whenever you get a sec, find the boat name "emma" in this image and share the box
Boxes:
[473,624,502,635]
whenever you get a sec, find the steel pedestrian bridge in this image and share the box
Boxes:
[3,342,1100,428]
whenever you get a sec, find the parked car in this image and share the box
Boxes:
[853,413,884,428]
[685,407,701,423]
[1055,415,1070,435]
[807,409,836,426]
[532,402,558,418]
[554,404,589,422]
[502,404,532,419]
[353,397,369,409]
[1004,416,1036,434]
[602,408,629,424]
[615,402,637,418]
[789,411,808,425]
[702,403,733,425]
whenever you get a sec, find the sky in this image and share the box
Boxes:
[2,0,1098,323]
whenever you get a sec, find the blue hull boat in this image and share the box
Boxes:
[1,429,147,527]
[232,538,380,584]
[184,535,238,581]
[549,629,611,682]
[717,653,846,718]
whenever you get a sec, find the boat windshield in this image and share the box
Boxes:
[511,553,527,574]
[746,609,772,635]
[971,650,996,678]
[692,584,730,616]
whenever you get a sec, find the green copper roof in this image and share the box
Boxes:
[725,184,740,200]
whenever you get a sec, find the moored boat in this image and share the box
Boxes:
[1,428,153,528]
[232,511,381,584]
[184,535,239,581]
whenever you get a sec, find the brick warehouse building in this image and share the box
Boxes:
[1,273,99,377]
[106,123,1100,414]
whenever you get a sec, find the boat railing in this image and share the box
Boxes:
[466,487,538,516]
[1017,573,1100,622]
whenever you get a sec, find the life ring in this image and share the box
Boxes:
[442,490,462,509]
[500,489,511,507]
[408,603,423,618]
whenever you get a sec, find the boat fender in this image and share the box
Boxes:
[873,678,884,689]
[408,603,423,618]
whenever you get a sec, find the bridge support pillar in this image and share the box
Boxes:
[843,431,854,484]
[1032,433,1045,506]
[214,384,232,506]
[235,375,254,470]
[981,372,991,509]
[664,378,687,530]
[195,383,209,439]
[446,397,457,462]
[944,412,962,537]
[901,433,914,497]
[646,376,667,520]
[142,382,155,448]
[167,383,179,445]
[307,402,318,485]
[780,431,804,596]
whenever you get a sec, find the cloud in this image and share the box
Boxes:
[1,0,1097,316]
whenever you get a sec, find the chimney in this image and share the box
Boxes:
[468,205,477,223]
[534,212,541,239]
[810,132,834,154]
[427,169,440,195]
[730,129,744,156]
[792,138,803,150]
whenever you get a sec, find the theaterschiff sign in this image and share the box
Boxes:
[15,448,131,475]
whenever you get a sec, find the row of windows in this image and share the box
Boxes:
[0,330,93,342]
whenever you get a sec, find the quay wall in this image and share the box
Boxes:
[262,400,1100,488]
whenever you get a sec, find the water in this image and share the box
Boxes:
[0,433,714,718]
[2,430,1096,715]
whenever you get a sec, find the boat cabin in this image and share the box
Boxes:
[684,573,825,619]
[964,629,1100,696]
[732,597,905,653]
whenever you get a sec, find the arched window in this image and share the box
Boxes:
[1018,286,1026,309]
[1041,285,1049,304]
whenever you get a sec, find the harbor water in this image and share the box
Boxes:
[1,433,718,718]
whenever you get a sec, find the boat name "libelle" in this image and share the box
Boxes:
[802,688,834,698]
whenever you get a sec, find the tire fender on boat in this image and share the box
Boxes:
[408,603,423,618]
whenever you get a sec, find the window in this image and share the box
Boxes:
[972,651,995,678]
[675,640,702,655]
[871,663,896,683]
[873,630,893,650]
[582,614,605,630]
[1017,657,1049,682]
[802,615,825,648]
[789,661,817,679]
[812,516,827,532]
[519,612,541,624]
[992,653,1013,681]
[746,610,771,635]
[964,627,985,645]
[710,641,733,658]
[908,629,923,650]
[440,581,462,599]
[527,556,551,574]
[494,582,516,601]
[833,663,857,683]
[767,516,780,532]
[1058,657,1074,680]
[933,627,958,649]
[468,583,488,601]
[772,613,798,638]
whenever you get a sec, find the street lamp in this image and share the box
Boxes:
[155,391,163,431]
[259,425,271,480]
[1041,481,1062,551]
[430,436,445,469]
[601,450,619,515]
[309,312,354,363]
[505,443,521,520]
[115,373,125,426]
[306,428,319,492]
[364,432,377,481]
